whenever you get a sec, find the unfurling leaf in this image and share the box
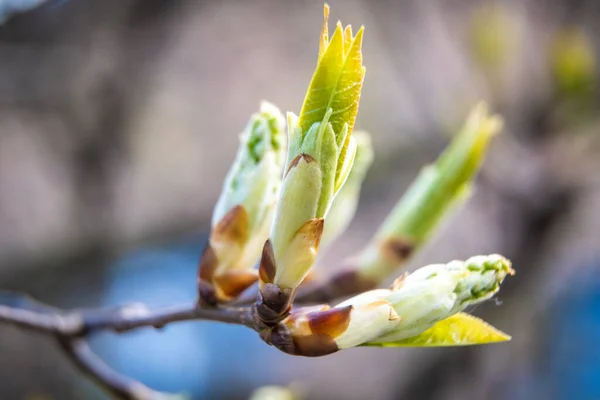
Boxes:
[260,5,366,305]
[298,5,365,139]
[364,312,510,347]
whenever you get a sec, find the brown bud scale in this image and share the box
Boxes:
[198,244,218,282]
[380,236,415,263]
[256,283,293,325]
[285,153,317,177]
[390,272,409,291]
[307,305,353,338]
[212,205,249,247]
[265,323,339,357]
[214,270,258,300]
[258,240,276,284]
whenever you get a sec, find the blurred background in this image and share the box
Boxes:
[0,0,599,399]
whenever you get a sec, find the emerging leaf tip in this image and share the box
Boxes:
[469,102,504,137]
[319,4,331,59]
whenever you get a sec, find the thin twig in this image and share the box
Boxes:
[0,293,262,398]
[0,304,83,335]
[0,300,260,337]
[82,303,260,334]
[57,336,164,400]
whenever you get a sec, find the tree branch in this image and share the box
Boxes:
[0,292,261,398]
[0,298,259,337]
[82,303,260,334]
[0,303,83,335]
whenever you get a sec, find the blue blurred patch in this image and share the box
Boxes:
[88,236,266,398]
[545,261,600,400]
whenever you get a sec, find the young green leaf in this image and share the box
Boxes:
[298,4,365,139]
[364,312,511,347]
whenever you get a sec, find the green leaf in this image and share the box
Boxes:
[363,312,511,347]
[298,8,365,138]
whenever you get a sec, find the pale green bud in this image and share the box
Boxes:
[266,109,357,291]
[256,5,365,322]
[286,109,357,218]
[270,154,324,290]
[333,289,399,349]
[201,102,285,301]
[274,289,398,356]
[272,254,512,354]
[212,101,285,230]
[371,254,513,343]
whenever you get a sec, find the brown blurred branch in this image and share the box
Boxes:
[233,272,373,306]
[0,294,259,399]
[57,337,162,400]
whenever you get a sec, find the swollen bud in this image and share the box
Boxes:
[262,254,513,354]
[370,254,514,343]
[198,102,285,303]
[256,5,365,324]
[265,289,398,356]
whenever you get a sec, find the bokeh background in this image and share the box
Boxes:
[0,0,599,399]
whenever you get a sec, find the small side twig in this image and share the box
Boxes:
[57,336,162,400]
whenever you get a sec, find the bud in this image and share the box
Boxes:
[321,131,374,247]
[256,5,366,323]
[198,102,285,303]
[269,154,324,290]
[332,288,399,349]
[267,288,399,357]
[370,254,514,343]
[263,255,513,355]
[355,103,503,284]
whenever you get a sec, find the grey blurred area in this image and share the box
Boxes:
[0,0,599,399]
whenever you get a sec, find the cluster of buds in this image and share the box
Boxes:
[198,102,285,304]
[262,255,514,356]
[256,5,366,324]
[195,5,514,358]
